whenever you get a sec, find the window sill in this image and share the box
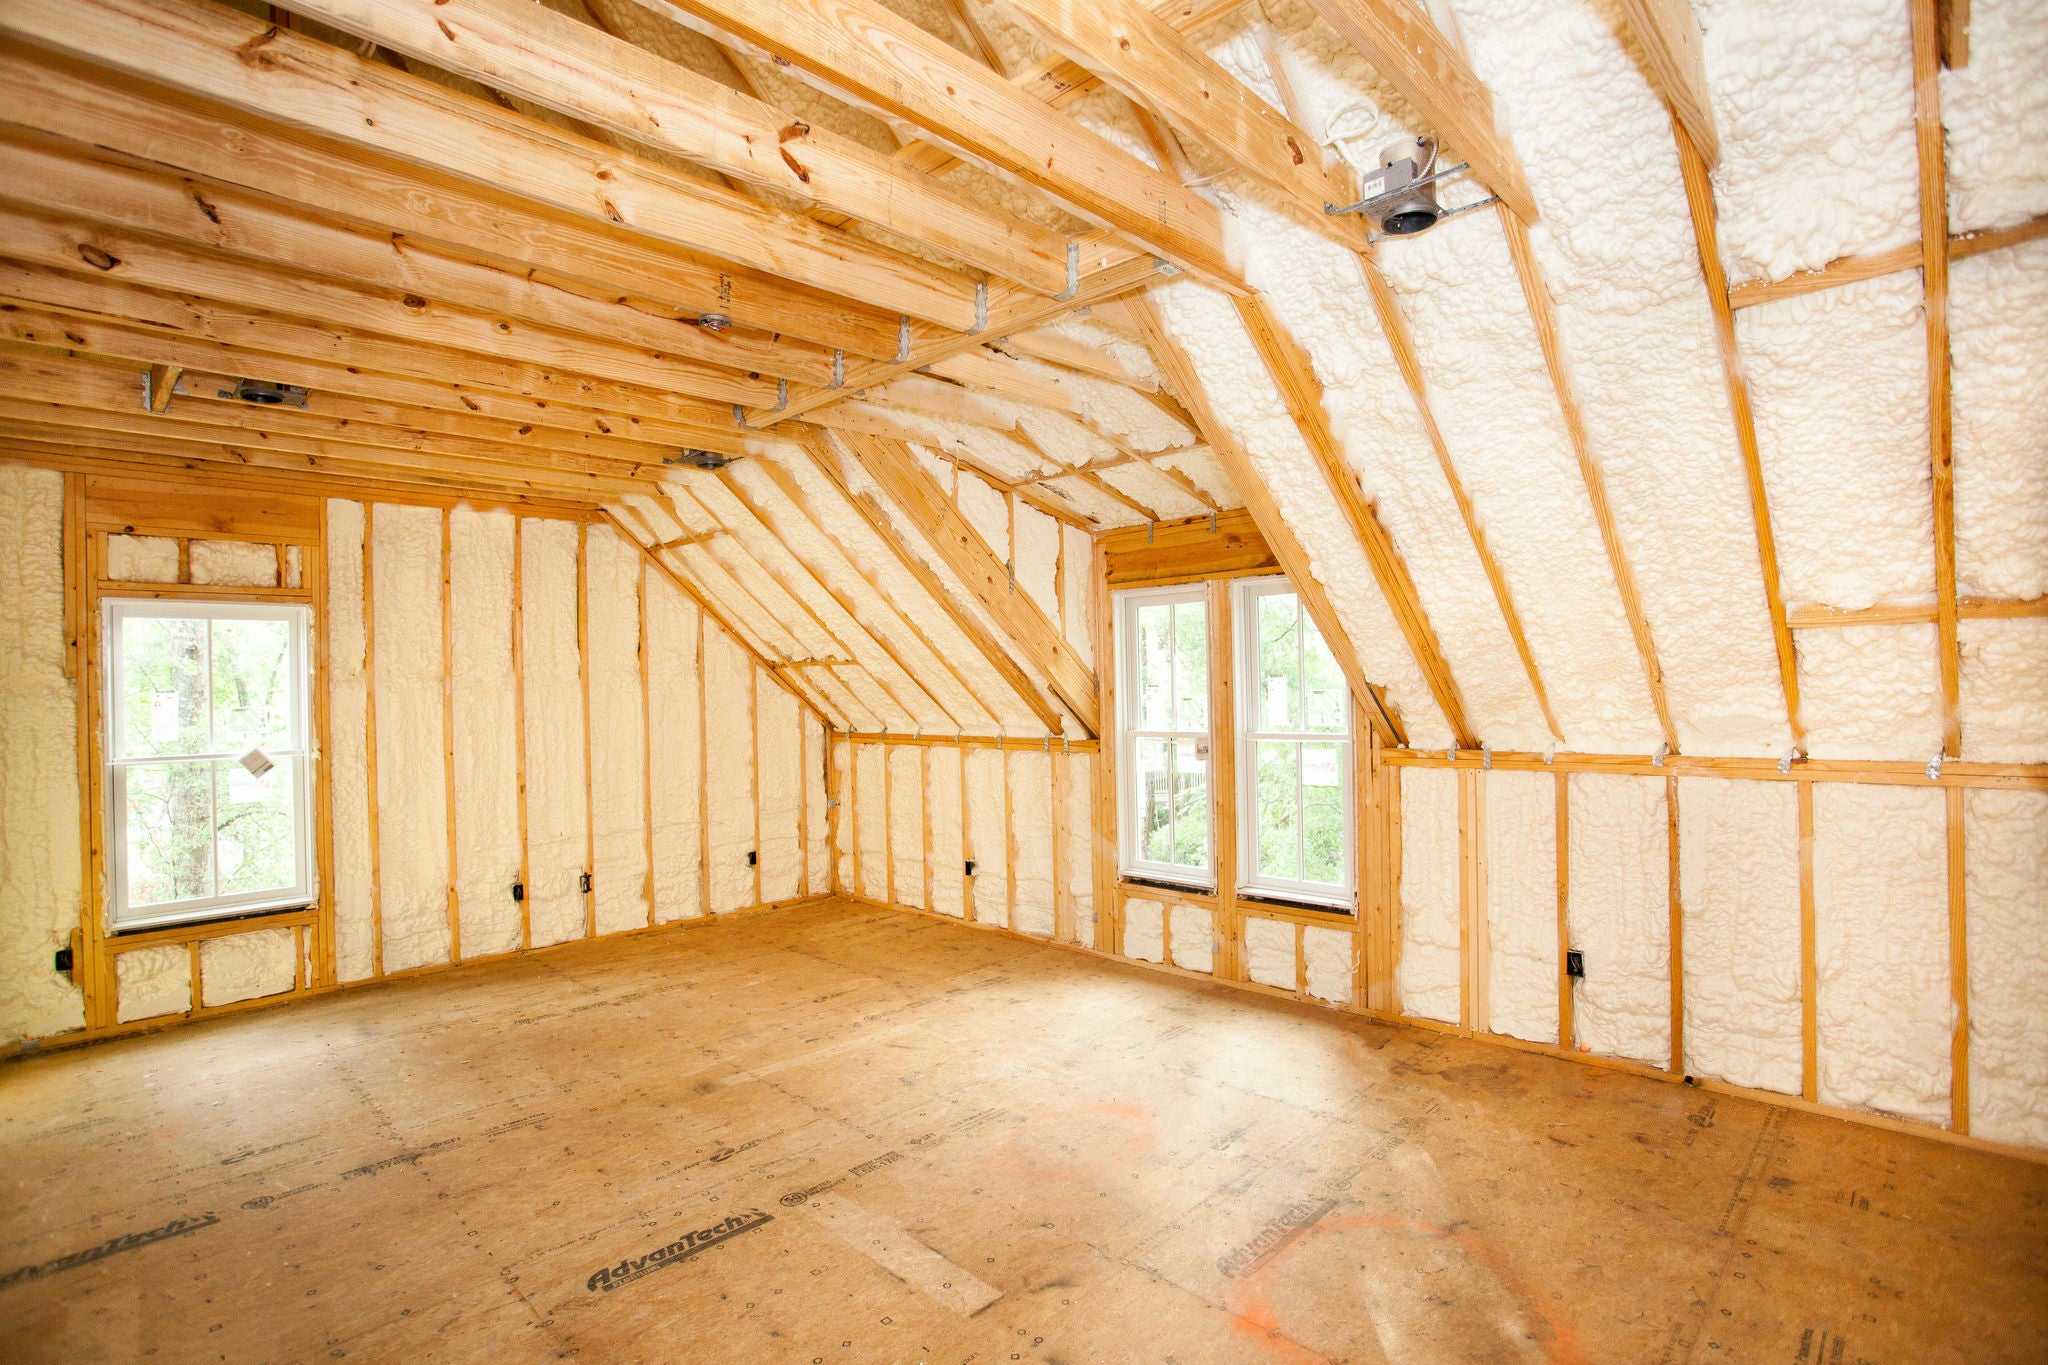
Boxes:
[1234,891,1356,920]
[1118,874,1216,900]
[111,899,317,936]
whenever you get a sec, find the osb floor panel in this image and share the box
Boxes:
[2,901,2044,1364]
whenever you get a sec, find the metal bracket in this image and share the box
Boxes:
[1652,742,1668,768]
[772,378,788,412]
[1926,751,1944,781]
[1325,161,1471,217]
[896,316,911,363]
[1054,240,1080,300]
[1481,745,1492,771]
[974,281,988,333]
[1207,510,1217,533]
[831,350,844,388]
[1778,748,1800,775]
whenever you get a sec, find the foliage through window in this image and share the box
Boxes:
[105,600,315,929]
[1234,579,1351,905]
[1116,584,1210,885]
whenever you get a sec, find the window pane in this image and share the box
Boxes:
[1137,603,1173,730]
[1135,737,1172,863]
[1173,603,1207,731]
[1170,738,1208,870]
[121,616,208,757]
[125,760,215,905]
[1304,623,1345,733]
[1302,743,1345,884]
[1257,593,1300,732]
[1255,740,1300,880]
[211,618,294,752]
[216,759,299,897]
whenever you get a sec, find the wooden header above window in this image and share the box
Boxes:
[1102,509,1276,587]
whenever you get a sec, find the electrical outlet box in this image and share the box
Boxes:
[964,859,977,877]
[53,946,73,975]
[511,882,525,902]
[578,872,592,894]
[1566,950,1584,979]
[746,850,757,867]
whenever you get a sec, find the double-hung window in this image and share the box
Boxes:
[1234,578,1352,908]
[105,600,316,930]
[1116,584,1211,887]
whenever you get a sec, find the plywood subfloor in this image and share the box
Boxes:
[2,899,2044,1363]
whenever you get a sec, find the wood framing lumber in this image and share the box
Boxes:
[1499,206,1680,753]
[827,430,1099,733]
[1786,598,2048,627]
[1376,747,2048,794]
[993,0,1355,227]
[1011,0,1256,111]
[1674,121,1803,746]
[1233,292,1476,748]
[923,350,1081,413]
[994,329,1155,389]
[1940,0,1970,67]
[1911,0,1961,756]
[0,0,985,329]
[280,0,1074,295]
[1123,293,1403,746]
[631,0,1237,285]
[1725,214,2048,311]
[1299,0,1539,224]
[1616,0,1720,167]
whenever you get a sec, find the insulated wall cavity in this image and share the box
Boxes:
[1244,916,1294,991]
[115,945,188,1024]
[1965,788,2048,1148]
[1009,749,1055,938]
[964,747,1008,926]
[805,717,829,896]
[1060,525,1094,669]
[449,507,521,958]
[1061,753,1093,945]
[1169,903,1212,974]
[0,465,84,1043]
[703,630,757,912]
[1397,767,1460,1023]
[1485,772,1557,1045]
[1679,779,1801,1095]
[887,744,927,909]
[1813,783,1950,1122]
[831,737,853,894]
[1123,897,1164,963]
[519,518,588,948]
[755,677,804,903]
[646,570,703,921]
[926,746,965,918]
[1950,242,2048,601]
[1566,775,1670,1067]
[372,504,451,975]
[854,742,887,902]
[326,500,374,982]
[1303,926,1353,1006]
[199,928,296,1007]
[587,527,650,934]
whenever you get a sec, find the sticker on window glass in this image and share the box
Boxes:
[1264,677,1289,728]
[1308,687,1342,730]
[228,766,268,803]
[1303,748,1340,787]
[151,690,181,743]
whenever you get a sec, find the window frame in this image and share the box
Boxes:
[1114,582,1214,891]
[1231,576,1355,910]
[103,597,317,931]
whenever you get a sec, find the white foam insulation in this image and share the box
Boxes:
[519,516,588,948]
[1097,463,1211,524]
[1566,775,1670,1067]
[1123,897,1165,963]
[646,556,705,922]
[1009,749,1056,938]
[1960,619,2048,763]
[0,465,84,1043]
[1814,783,1950,1121]
[854,742,888,902]
[1013,501,1062,625]
[703,628,758,913]
[926,746,965,918]
[887,744,927,909]
[964,746,1008,925]
[371,503,451,973]
[956,474,1011,571]
[1951,241,2048,602]
[1679,779,1801,1094]
[1040,475,1146,529]
[199,927,296,1008]
[1152,446,1242,512]
[1303,926,1354,1005]
[1244,915,1296,991]
[1940,0,2048,232]
[1964,788,2048,1148]
[1456,0,1790,755]
[1398,767,1461,1022]
[587,525,651,934]
[831,737,854,894]
[1170,903,1213,974]
[1062,753,1094,946]
[449,507,522,958]
[105,534,177,582]
[327,501,375,982]
[1484,771,1557,1045]
[1794,623,1944,759]
[189,539,280,587]
[805,716,830,895]
[1061,525,1094,668]
[115,945,188,1024]
[756,675,805,903]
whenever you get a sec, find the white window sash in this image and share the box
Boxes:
[1115,583,1213,887]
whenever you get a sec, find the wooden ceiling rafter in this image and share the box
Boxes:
[1910,0,1961,757]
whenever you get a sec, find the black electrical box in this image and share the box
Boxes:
[964,860,977,877]
[579,872,592,894]
[511,882,525,902]
[746,850,757,867]
[53,946,72,975]
[1566,950,1584,979]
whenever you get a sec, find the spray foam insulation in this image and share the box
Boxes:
[1398,767,1461,1023]
[1961,619,2048,763]
[1952,241,2048,602]
[1098,463,1210,523]
[1940,0,2048,232]
[371,503,451,973]
[1484,771,1558,1046]
[104,534,178,583]
[1814,783,1951,1122]
[1244,916,1296,991]
[199,927,296,1008]
[1153,446,1242,511]
[1303,926,1353,1005]
[1041,475,1146,529]
[585,526,651,934]
[1062,754,1094,946]
[1567,775,1671,1067]
[925,746,965,918]
[449,507,522,958]
[0,466,84,1044]
[1458,0,1789,755]
[830,737,853,893]
[887,744,927,910]
[805,717,829,895]
[1123,897,1165,964]
[325,501,375,983]
[1060,525,1093,668]
[756,677,804,903]
[114,945,188,1024]
[703,628,758,913]
[188,540,281,588]
[1170,903,1212,973]
[1679,778,1801,1095]
[1965,788,2048,1149]
[1013,502,1062,627]
[520,517,588,948]
[1008,749,1056,938]
[854,742,888,902]
[646,566,704,921]
[1795,623,1943,760]
[964,747,1008,926]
